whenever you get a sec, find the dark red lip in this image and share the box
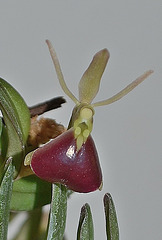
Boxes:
[31,128,102,193]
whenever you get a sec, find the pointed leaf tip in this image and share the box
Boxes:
[79,48,110,104]
[104,193,119,240]
[77,203,94,240]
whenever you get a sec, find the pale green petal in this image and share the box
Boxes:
[79,49,109,104]
[92,70,153,107]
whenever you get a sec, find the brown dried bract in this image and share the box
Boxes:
[28,116,65,147]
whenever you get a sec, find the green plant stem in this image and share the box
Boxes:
[0,161,14,240]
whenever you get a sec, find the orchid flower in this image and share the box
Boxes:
[25,40,153,193]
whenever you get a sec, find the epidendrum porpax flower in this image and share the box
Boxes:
[25,40,153,193]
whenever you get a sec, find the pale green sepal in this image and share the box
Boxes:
[46,40,79,104]
[79,49,109,104]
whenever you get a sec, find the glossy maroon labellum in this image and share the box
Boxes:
[30,128,102,193]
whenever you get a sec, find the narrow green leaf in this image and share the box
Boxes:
[104,193,119,240]
[10,175,52,211]
[0,78,30,143]
[47,184,67,240]
[0,161,14,240]
[0,78,30,177]
[0,79,30,239]
[77,203,94,240]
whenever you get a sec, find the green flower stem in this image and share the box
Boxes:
[0,161,14,240]
[46,184,67,240]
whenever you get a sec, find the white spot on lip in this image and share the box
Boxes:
[66,145,75,159]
